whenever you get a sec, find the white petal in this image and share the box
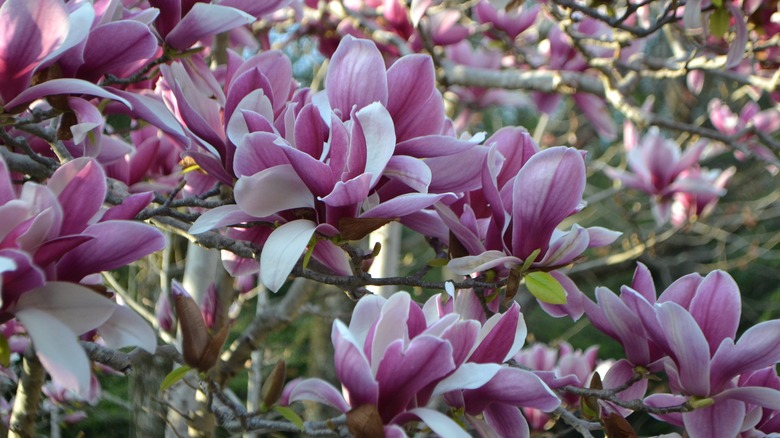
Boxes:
[260,220,317,292]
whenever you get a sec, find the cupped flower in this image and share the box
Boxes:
[444,130,619,278]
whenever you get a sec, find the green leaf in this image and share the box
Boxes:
[525,271,567,304]
[426,258,449,268]
[160,365,191,391]
[712,0,723,7]
[274,406,304,430]
[520,248,541,273]
[710,8,730,38]
[302,237,318,270]
[0,334,10,367]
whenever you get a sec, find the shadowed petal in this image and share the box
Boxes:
[0,0,69,103]
[233,132,289,177]
[281,377,351,413]
[56,221,165,282]
[97,305,156,353]
[15,308,92,396]
[5,79,131,110]
[462,367,560,413]
[484,403,529,438]
[447,250,522,275]
[234,165,314,217]
[165,3,254,50]
[81,20,157,79]
[656,302,710,395]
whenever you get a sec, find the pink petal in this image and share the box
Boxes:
[401,407,470,438]
[165,3,254,50]
[326,36,388,116]
[375,336,455,421]
[332,321,379,408]
[15,282,115,336]
[234,165,314,217]
[97,305,156,353]
[683,399,744,438]
[483,403,529,438]
[688,270,740,353]
[15,308,92,396]
[282,377,350,412]
[5,78,131,111]
[56,220,165,282]
[0,0,69,103]
[656,302,711,395]
[80,20,157,80]
[48,158,106,235]
[511,147,585,260]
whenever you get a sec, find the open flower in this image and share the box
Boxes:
[0,156,160,395]
[604,127,727,224]
[281,290,559,437]
[444,130,619,278]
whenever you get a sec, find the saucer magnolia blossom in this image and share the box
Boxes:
[0,156,160,396]
[581,264,780,436]
[282,291,560,437]
[444,134,619,277]
[604,127,728,224]
[281,289,559,437]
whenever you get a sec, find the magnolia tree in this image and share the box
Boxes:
[0,0,779,437]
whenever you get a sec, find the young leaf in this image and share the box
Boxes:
[161,366,191,391]
[0,334,9,367]
[525,271,567,304]
[710,8,730,38]
[274,406,304,430]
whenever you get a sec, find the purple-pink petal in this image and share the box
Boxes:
[511,147,585,260]
[326,36,388,116]
[5,78,132,111]
[281,377,350,413]
[656,302,711,396]
[165,3,254,50]
[235,165,314,217]
[688,270,741,353]
[375,336,455,421]
[0,0,70,103]
[332,321,379,408]
[56,220,165,282]
[683,398,744,438]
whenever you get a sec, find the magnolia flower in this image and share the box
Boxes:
[709,98,780,167]
[281,290,559,437]
[580,263,780,437]
[604,127,727,224]
[0,157,160,395]
[444,130,619,278]
[190,36,483,292]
